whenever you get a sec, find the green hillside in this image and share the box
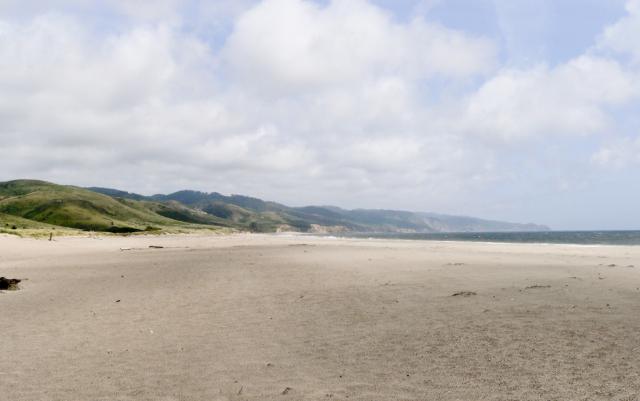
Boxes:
[149,191,367,232]
[0,180,229,234]
[149,191,315,232]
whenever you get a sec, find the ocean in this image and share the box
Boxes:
[330,231,640,245]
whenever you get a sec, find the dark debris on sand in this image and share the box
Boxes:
[0,277,21,291]
[282,387,293,395]
[451,291,477,297]
[525,285,552,290]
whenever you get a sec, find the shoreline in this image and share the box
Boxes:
[3,230,640,248]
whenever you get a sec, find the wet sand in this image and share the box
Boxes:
[1,234,639,400]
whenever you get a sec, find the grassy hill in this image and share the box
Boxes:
[151,190,367,232]
[0,180,230,235]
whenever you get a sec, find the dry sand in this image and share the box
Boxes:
[1,233,639,400]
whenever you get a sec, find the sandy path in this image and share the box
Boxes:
[1,234,640,400]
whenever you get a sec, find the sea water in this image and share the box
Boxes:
[332,231,640,245]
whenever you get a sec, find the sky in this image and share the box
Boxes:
[0,0,639,230]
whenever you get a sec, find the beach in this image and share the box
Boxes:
[1,233,639,400]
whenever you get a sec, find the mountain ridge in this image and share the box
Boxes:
[0,179,549,235]
[89,186,550,233]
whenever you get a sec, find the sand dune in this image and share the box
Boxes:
[1,234,639,400]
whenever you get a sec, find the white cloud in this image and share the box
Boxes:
[460,56,639,140]
[599,0,640,63]
[592,137,640,168]
[223,0,496,94]
[0,14,233,165]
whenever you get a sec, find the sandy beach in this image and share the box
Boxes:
[1,233,639,401]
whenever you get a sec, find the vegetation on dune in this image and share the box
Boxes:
[0,212,80,237]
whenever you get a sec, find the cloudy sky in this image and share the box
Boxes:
[1,0,639,229]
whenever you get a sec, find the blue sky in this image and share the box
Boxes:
[0,0,639,229]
